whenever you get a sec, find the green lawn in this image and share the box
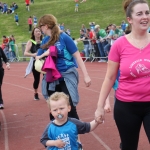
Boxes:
[0,0,126,51]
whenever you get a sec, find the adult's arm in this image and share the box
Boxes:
[73,51,91,87]
[24,40,37,57]
[95,60,119,122]
[0,48,10,69]
[62,33,91,87]
[104,95,111,113]
[36,49,49,60]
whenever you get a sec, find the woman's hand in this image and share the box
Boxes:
[6,63,10,70]
[73,51,91,87]
[84,75,91,87]
[35,56,41,60]
[104,103,111,113]
[95,107,105,123]
[33,53,37,57]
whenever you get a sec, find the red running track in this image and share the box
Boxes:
[0,62,149,150]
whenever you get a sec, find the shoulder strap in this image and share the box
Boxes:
[30,39,37,45]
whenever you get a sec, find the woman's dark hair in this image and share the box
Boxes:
[9,37,12,42]
[31,27,43,41]
[123,0,148,18]
[87,28,91,32]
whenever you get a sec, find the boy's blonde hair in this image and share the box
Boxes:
[47,92,70,109]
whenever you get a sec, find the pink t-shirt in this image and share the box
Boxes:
[109,36,150,102]
[28,18,32,25]
[25,0,30,5]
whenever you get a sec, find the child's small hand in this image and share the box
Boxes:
[55,139,65,148]
[95,119,104,124]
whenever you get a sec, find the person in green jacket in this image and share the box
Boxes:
[9,36,17,61]
[94,25,107,62]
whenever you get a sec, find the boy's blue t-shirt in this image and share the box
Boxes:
[40,117,90,150]
[60,25,65,31]
[121,23,126,31]
[14,15,19,20]
[37,33,78,72]
[33,17,37,23]
[3,4,7,10]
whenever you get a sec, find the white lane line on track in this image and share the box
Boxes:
[4,82,115,98]
[91,131,112,150]
[0,110,9,150]
[5,74,105,80]
[79,86,113,150]
[4,82,34,92]
[79,86,114,98]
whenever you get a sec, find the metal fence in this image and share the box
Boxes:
[0,43,29,62]
[16,43,30,61]
[9,41,105,63]
[79,40,108,62]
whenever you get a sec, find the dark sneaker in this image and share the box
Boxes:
[34,93,40,100]
[0,104,4,109]
[77,142,83,150]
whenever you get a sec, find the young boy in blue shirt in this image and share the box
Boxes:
[75,3,79,12]
[40,92,103,150]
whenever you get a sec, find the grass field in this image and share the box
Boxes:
[0,0,126,50]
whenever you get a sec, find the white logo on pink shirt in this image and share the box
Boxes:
[135,64,150,74]
[129,59,150,78]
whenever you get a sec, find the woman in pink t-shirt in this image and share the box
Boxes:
[95,0,150,150]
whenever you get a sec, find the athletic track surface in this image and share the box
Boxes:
[0,62,149,150]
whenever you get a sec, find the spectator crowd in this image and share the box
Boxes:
[1,35,17,62]
[0,2,18,14]
[76,21,128,62]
